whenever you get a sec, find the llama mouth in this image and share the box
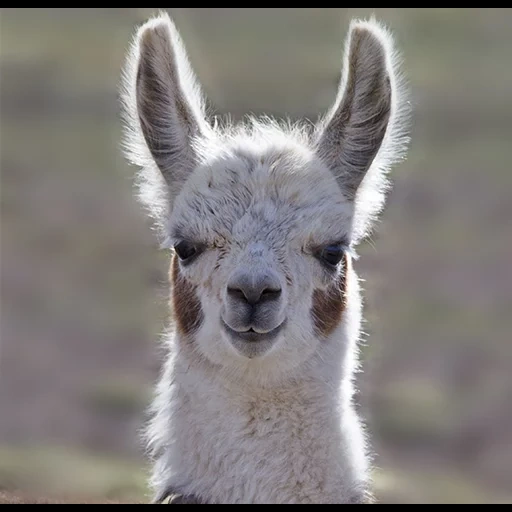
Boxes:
[221,320,285,343]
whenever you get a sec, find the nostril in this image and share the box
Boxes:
[227,277,282,306]
[260,287,282,302]
[227,286,247,302]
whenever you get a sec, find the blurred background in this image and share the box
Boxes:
[1,8,511,504]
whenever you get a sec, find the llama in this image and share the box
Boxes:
[120,11,410,504]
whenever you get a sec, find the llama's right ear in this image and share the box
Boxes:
[120,12,209,236]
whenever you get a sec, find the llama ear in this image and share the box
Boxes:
[315,18,410,244]
[121,12,210,238]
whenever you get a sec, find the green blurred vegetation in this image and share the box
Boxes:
[0,445,148,503]
[1,8,511,504]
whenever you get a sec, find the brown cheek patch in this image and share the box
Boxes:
[311,253,349,338]
[170,254,204,337]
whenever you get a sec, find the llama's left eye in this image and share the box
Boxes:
[174,240,201,264]
[318,244,345,267]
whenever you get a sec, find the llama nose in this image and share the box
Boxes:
[227,274,282,306]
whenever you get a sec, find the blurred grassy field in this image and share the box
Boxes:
[1,8,512,503]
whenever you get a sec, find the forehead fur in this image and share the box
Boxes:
[167,120,353,247]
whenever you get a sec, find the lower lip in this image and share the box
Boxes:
[221,320,284,343]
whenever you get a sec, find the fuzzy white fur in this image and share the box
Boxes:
[120,11,410,504]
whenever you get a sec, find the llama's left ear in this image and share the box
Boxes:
[315,18,410,244]
[120,12,210,243]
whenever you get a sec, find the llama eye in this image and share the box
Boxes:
[318,244,345,267]
[174,240,201,264]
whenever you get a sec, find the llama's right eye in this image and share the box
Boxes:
[174,240,201,264]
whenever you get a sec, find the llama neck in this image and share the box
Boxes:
[149,326,372,504]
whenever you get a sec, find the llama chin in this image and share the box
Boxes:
[120,10,410,504]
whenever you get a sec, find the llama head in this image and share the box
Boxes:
[121,12,409,382]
